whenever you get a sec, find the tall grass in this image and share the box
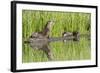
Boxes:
[22,10,91,63]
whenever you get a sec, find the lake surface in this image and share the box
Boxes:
[22,37,91,63]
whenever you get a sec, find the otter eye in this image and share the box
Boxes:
[30,35,33,38]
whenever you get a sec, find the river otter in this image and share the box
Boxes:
[62,31,79,42]
[30,20,54,38]
[62,32,72,42]
[25,20,54,60]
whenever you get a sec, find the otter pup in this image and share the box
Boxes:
[62,31,79,42]
[25,20,54,60]
[62,32,73,42]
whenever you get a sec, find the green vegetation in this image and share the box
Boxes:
[22,10,91,63]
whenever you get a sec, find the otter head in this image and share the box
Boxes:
[73,31,79,41]
[46,20,54,30]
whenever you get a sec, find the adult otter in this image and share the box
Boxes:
[25,20,54,60]
[30,21,54,38]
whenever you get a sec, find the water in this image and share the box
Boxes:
[23,36,91,63]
